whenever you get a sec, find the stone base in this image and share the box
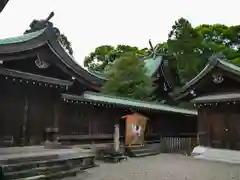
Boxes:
[192,146,240,164]
[0,146,97,179]
[44,140,69,149]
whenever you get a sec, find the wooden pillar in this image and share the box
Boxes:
[22,93,28,146]
[53,100,60,129]
[45,97,59,143]
[88,110,92,135]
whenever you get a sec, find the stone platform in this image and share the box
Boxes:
[192,146,240,164]
[126,143,161,157]
[0,145,97,179]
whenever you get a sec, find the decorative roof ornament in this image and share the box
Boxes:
[209,52,227,64]
[212,72,224,84]
[137,39,165,60]
[35,54,50,69]
[148,39,160,60]
[190,90,196,97]
[24,12,55,34]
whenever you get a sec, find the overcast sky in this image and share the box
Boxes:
[0,0,239,66]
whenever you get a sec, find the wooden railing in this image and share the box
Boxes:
[159,137,197,155]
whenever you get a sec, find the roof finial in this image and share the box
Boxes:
[209,52,227,65]
[24,12,55,34]
[45,12,54,22]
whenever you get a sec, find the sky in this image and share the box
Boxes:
[0,0,239,66]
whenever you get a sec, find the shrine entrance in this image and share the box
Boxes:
[209,113,240,150]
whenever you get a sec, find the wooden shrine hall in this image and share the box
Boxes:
[0,14,197,147]
[0,14,103,146]
[171,53,240,151]
[59,92,197,145]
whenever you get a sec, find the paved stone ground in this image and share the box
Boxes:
[72,154,240,180]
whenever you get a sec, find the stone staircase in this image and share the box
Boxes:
[193,146,240,164]
[0,148,96,180]
[126,143,160,157]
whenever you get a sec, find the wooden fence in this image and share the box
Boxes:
[159,137,197,155]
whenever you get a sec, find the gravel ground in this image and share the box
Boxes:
[71,154,240,180]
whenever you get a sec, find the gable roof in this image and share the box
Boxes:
[62,91,197,116]
[169,53,240,100]
[0,27,104,90]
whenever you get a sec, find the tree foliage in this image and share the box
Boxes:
[84,45,147,72]
[84,17,240,89]
[101,53,155,100]
[167,18,206,84]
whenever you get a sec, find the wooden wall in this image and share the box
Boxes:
[59,103,124,136]
[198,104,240,150]
[144,111,197,138]
[0,77,57,146]
[58,103,197,145]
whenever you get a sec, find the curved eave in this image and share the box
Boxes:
[0,0,9,13]
[0,29,48,54]
[169,56,240,100]
[0,27,104,90]
[46,39,104,90]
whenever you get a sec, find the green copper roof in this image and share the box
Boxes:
[0,28,46,45]
[89,55,163,79]
[88,70,106,80]
[144,56,163,76]
[62,92,197,115]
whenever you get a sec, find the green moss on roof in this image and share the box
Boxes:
[0,28,46,45]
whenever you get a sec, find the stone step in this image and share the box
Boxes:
[0,154,58,165]
[132,151,160,157]
[1,151,96,180]
[2,155,82,173]
[15,166,82,180]
[131,148,157,153]
[5,164,70,179]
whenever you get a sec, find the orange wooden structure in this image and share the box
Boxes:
[122,113,148,147]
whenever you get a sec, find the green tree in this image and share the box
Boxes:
[168,18,205,84]
[84,45,115,72]
[101,52,155,100]
[84,45,148,72]
[195,24,240,61]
